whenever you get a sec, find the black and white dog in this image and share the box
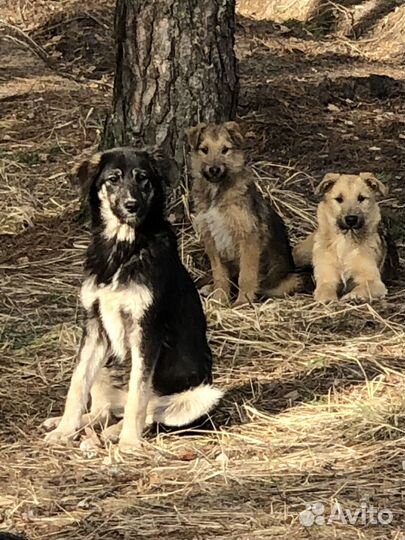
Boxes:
[43,147,222,451]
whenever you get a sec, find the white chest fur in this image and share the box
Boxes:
[196,207,236,260]
[81,276,153,359]
[334,235,355,264]
[322,233,380,283]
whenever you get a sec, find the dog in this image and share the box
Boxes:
[294,172,398,302]
[187,121,305,306]
[43,147,223,452]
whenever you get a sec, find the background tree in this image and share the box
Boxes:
[104,0,238,180]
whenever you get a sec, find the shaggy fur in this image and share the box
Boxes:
[187,122,305,306]
[43,147,222,451]
[294,172,398,302]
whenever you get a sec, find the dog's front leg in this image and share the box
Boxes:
[118,330,152,453]
[235,235,260,306]
[203,231,230,303]
[44,318,107,444]
[313,246,340,302]
[342,255,387,301]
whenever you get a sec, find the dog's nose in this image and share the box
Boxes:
[208,166,221,177]
[124,200,139,214]
[344,215,359,228]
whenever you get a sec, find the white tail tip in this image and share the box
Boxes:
[150,384,224,427]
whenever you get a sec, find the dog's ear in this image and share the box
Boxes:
[360,172,387,197]
[74,153,102,195]
[186,123,207,150]
[315,173,340,196]
[148,147,178,186]
[224,121,244,146]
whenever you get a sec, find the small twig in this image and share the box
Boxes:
[0,18,55,69]
[0,18,81,83]
[326,0,352,18]
[83,11,110,30]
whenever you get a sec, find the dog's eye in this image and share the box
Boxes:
[335,196,344,203]
[107,174,119,184]
[358,194,367,202]
[137,173,151,190]
[222,147,231,155]
[199,147,208,155]
[137,172,148,182]
[134,169,148,183]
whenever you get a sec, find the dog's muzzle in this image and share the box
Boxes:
[117,198,144,225]
[123,200,139,215]
[203,165,226,183]
[339,214,365,231]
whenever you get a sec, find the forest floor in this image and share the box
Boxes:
[0,1,404,539]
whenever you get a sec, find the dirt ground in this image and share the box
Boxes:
[0,1,404,539]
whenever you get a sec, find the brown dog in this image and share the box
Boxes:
[187,121,304,306]
[294,172,397,302]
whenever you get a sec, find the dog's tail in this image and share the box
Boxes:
[266,266,314,297]
[150,384,224,427]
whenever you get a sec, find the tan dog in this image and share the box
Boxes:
[295,172,395,302]
[187,122,304,306]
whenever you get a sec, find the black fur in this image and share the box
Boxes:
[378,214,399,282]
[85,147,213,396]
[246,183,311,292]
[247,185,296,284]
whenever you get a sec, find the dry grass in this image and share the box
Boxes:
[0,1,404,539]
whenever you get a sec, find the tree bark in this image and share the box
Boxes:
[104,0,238,178]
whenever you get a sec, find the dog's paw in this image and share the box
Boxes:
[199,284,213,297]
[314,285,338,303]
[44,428,73,446]
[118,437,143,454]
[210,288,229,304]
[341,290,363,302]
[101,421,122,444]
[342,282,387,302]
[233,294,252,307]
[42,416,62,431]
[341,289,371,303]
[369,281,387,299]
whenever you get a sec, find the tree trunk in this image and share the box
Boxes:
[104,0,238,179]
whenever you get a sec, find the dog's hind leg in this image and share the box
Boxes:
[101,395,159,443]
[42,411,107,433]
[265,272,305,297]
[44,318,108,444]
[88,367,126,424]
[42,368,123,432]
[101,420,123,443]
[293,233,315,267]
